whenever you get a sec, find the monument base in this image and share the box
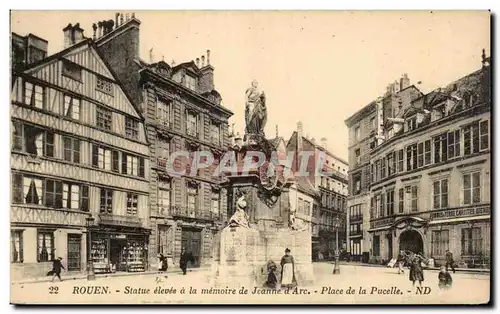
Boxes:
[209,224,314,288]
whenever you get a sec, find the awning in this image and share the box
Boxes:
[429,215,490,225]
[367,226,391,232]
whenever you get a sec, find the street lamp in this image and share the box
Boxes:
[333,216,340,274]
[86,216,96,281]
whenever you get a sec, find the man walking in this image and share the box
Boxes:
[445,250,456,273]
[179,248,194,275]
[51,257,65,282]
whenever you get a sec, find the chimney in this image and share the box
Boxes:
[92,23,97,39]
[199,49,214,93]
[311,137,316,145]
[13,33,49,68]
[275,124,279,138]
[296,121,304,172]
[400,73,410,90]
[63,23,85,49]
[149,48,154,63]
[120,13,124,25]
[196,57,200,67]
[115,13,120,29]
[171,59,176,67]
[320,137,327,150]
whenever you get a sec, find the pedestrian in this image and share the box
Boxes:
[408,253,424,288]
[445,250,456,273]
[280,248,297,289]
[51,257,65,282]
[264,260,278,289]
[438,265,453,290]
[397,250,406,274]
[158,254,168,272]
[179,248,193,275]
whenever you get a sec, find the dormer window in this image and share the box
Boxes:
[433,104,445,121]
[407,117,417,131]
[185,74,197,91]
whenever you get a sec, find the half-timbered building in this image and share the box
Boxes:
[10,24,150,280]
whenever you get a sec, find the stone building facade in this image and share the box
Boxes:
[94,13,233,269]
[346,53,491,267]
[11,25,150,280]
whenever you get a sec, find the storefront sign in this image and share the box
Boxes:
[99,214,143,228]
[430,205,490,220]
[370,217,394,229]
[109,234,127,239]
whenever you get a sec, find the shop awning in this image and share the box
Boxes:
[429,215,490,225]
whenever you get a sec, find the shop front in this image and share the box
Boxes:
[90,227,150,274]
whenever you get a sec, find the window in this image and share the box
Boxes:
[406,144,417,171]
[20,126,54,157]
[63,95,80,120]
[157,138,170,167]
[210,122,221,145]
[62,183,84,210]
[371,117,376,130]
[157,99,171,127]
[80,185,89,212]
[387,152,395,176]
[447,130,461,159]
[372,235,380,256]
[62,60,82,81]
[463,172,481,205]
[355,126,361,142]
[12,121,24,151]
[350,239,361,256]
[122,153,145,177]
[44,179,63,208]
[211,188,220,218]
[100,188,113,213]
[355,149,361,165]
[380,157,386,179]
[158,181,171,215]
[11,230,23,263]
[433,133,447,163]
[405,185,418,212]
[370,163,374,183]
[24,82,44,109]
[407,118,417,131]
[185,74,197,91]
[386,190,394,216]
[96,106,112,131]
[424,140,432,165]
[480,121,489,151]
[126,193,139,215]
[398,188,404,213]
[431,230,449,256]
[353,173,361,195]
[298,198,304,214]
[433,179,448,209]
[112,151,119,173]
[63,137,80,163]
[186,111,198,137]
[417,143,424,168]
[461,228,482,256]
[375,194,382,218]
[20,176,43,205]
[37,231,54,262]
[187,184,199,217]
[397,149,404,173]
[92,145,112,170]
[125,117,139,140]
[96,76,112,94]
[464,122,480,155]
[374,160,380,182]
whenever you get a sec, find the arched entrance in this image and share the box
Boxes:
[399,230,424,254]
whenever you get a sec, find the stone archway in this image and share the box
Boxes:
[399,230,424,255]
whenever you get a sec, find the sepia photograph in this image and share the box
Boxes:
[8,9,491,305]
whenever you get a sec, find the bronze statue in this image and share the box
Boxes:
[245,80,267,137]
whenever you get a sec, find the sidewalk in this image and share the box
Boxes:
[12,266,211,285]
[336,261,490,275]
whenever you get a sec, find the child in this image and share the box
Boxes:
[438,265,453,289]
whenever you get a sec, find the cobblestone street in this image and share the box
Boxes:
[11,263,489,304]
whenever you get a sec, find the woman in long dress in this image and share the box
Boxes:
[409,253,424,287]
[280,248,297,288]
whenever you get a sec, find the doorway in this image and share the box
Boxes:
[399,230,424,255]
[181,228,201,268]
[110,239,127,272]
[67,234,82,271]
[387,234,393,259]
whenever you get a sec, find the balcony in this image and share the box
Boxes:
[350,215,363,223]
[350,229,363,236]
[171,205,220,222]
[98,213,143,228]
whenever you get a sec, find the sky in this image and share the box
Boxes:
[10,10,491,160]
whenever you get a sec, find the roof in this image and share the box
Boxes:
[302,135,348,166]
[16,37,146,124]
[344,100,377,127]
[295,176,318,197]
[267,136,284,148]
